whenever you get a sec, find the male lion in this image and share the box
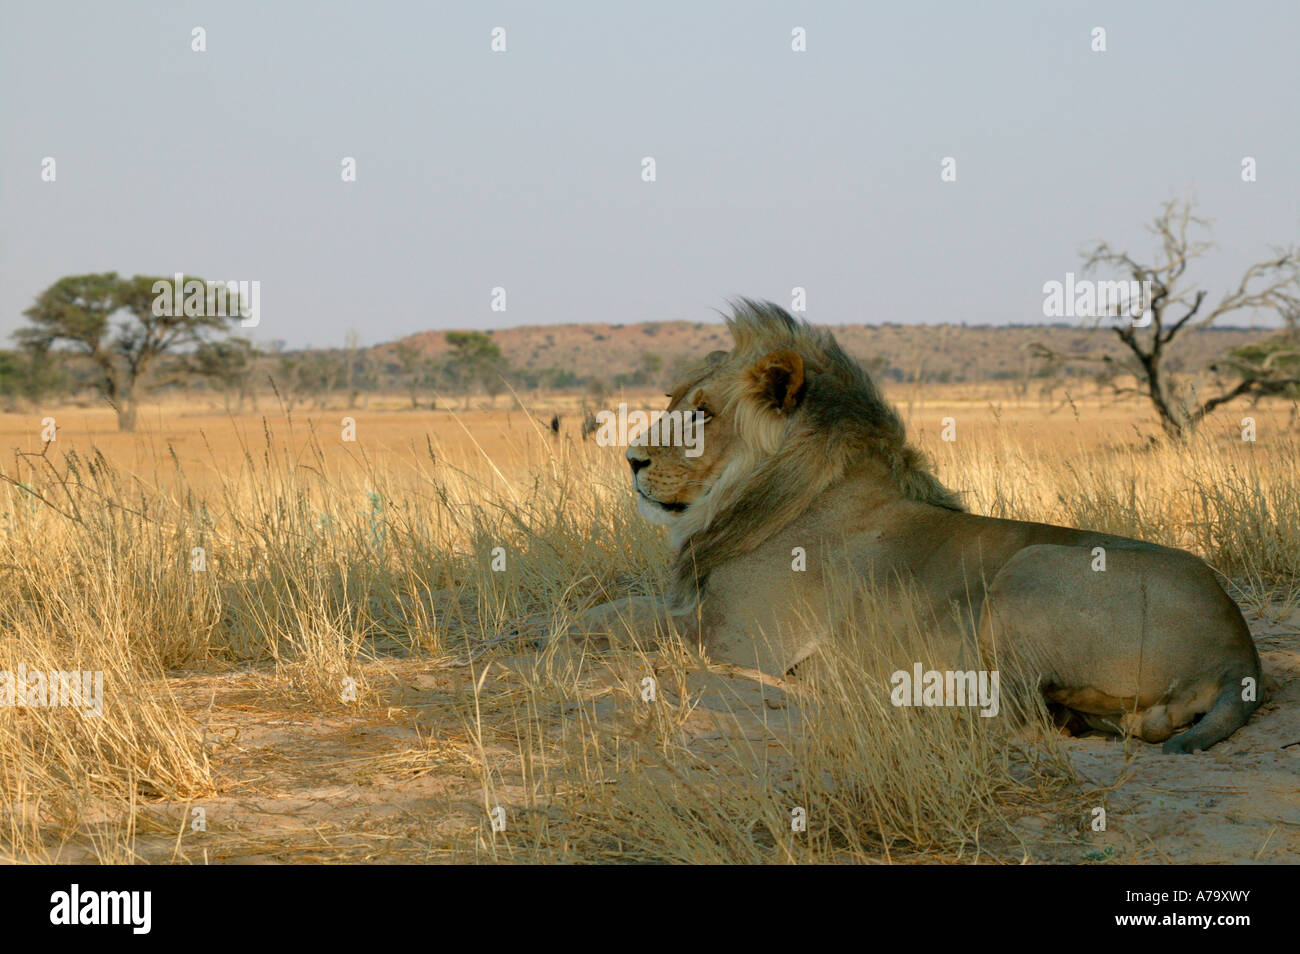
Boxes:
[574,300,1262,754]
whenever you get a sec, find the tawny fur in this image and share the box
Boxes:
[574,300,1263,753]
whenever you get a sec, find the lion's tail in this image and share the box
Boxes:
[1161,674,1260,754]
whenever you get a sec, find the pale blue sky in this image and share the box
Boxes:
[2,1,1296,348]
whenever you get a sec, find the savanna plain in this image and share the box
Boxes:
[1,382,1296,864]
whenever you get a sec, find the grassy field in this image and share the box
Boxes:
[1,383,1297,863]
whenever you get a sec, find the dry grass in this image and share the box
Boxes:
[0,384,1295,863]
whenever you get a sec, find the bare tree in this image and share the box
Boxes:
[1031,197,1300,439]
[343,330,370,408]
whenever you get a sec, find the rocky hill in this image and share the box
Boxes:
[378,320,1273,385]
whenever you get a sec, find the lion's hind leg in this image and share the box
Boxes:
[975,543,1261,753]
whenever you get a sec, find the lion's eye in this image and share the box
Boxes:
[694,405,712,422]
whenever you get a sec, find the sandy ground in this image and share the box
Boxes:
[82,599,1296,865]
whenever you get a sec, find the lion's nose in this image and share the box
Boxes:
[628,455,649,474]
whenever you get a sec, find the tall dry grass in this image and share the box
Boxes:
[455,581,1074,864]
[925,418,1300,588]
[0,399,1294,862]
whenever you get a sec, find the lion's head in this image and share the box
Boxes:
[626,299,963,610]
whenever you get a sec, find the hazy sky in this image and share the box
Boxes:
[2,1,1297,349]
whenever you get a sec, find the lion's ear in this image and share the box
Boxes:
[749,348,806,413]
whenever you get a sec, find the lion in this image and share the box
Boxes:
[572,300,1262,754]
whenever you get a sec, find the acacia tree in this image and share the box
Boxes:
[1209,322,1300,408]
[1031,198,1300,439]
[0,348,65,407]
[19,272,240,431]
[441,331,507,408]
[192,337,260,413]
